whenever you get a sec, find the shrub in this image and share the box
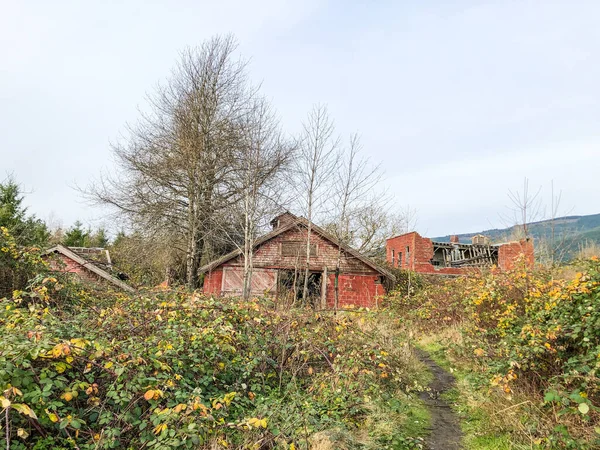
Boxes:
[392,258,600,448]
[0,284,424,449]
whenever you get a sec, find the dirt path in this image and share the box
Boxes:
[414,348,463,450]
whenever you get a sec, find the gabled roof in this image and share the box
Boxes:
[199,216,395,280]
[43,244,135,293]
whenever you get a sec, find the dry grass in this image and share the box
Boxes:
[577,240,600,259]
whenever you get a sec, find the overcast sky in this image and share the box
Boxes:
[1,0,599,237]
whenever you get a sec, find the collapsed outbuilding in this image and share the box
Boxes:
[43,245,135,292]
[386,231,534,275]
[200,213,393,308]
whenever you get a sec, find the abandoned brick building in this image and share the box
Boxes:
[386,231,534,275]
[43,245,134,292]
[200,213,394,308]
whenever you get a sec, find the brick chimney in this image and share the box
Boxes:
[450,235,459,243]
[270,212,297,230]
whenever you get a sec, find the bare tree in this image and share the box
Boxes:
[535,180,575,265]
[220,98,292,299]
[294,105,340,304]
[349,205,417,256]
[88,35,261,289]
[503,177,543,239]
[329,134,381,309]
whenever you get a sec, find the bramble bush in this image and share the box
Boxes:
[390,260,600,448]
[0,230,427,449]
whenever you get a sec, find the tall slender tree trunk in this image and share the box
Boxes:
[302,219,312,305]
[186,231,203,289]
[242,194,254,300]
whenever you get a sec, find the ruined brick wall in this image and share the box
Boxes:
[203,269,223,296]
[386,232,415,269]
[386,232,535,275]
[386,232,465,275]
[498,239,534,271]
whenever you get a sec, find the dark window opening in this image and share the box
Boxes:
[431,247,447,268]
[277,270,322,305]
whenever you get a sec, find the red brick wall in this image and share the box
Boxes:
[498,239,534,271]
[386,232,415,269]
[325,273,384,308]
[203,269,223,296]
[386,232,465,276]
[47,254,102,283]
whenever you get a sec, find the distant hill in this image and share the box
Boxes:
[433,213,600,259]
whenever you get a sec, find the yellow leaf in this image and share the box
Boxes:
[50,344,63,358]
[173,403,187,413]
[45,409,59,422]
[259,418,267,428]
[70,338,88,349]
[104,362,113,369]
[0,397,11,409]
[144,390,155,401]
[153,423,167,435]
[223,392,236,406]
[474,348,486,357]
[17,428,28,439]
[61,392,73,402]
[12,403,38,420]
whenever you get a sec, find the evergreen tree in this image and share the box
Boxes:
[90,227,109,248]
[0,177,49,246]
[63,221,90,247]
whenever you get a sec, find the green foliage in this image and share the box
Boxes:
[0,278,427,449]
[89,228,109,248]
[393,260,600,448]
[0,177,49,247]
[385,268,425,299]
[62,223,109,248]
[0,227,51,299]
[109,232,172,286]
[62,221,90,247]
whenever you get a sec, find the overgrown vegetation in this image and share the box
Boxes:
[389,259,600,448]
[0,229,430,449]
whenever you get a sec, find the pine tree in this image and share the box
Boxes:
[63,221,90,247]
[90,228,109,248]
[0,177,49,246]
